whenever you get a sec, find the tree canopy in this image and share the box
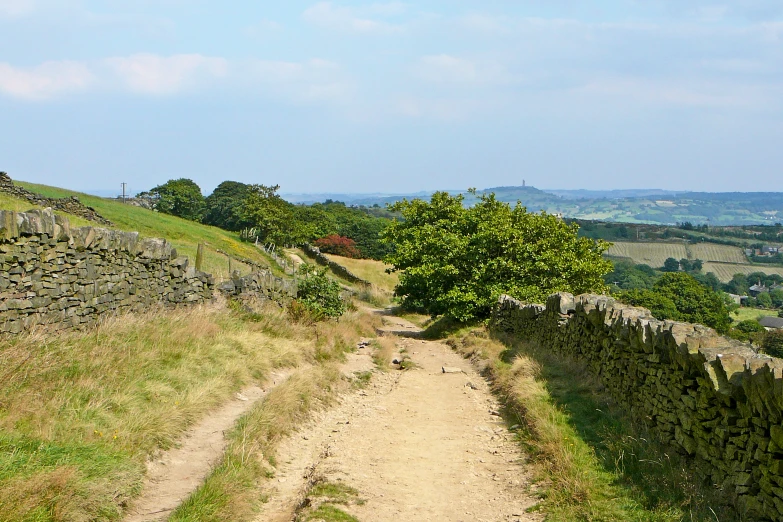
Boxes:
[620,272,732,333]
[202,181,251,231]
[138,178,205,221]
[381,191,612,321]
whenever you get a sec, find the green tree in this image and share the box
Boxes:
[239,184,294,245]
[728,319,766,343]
[618,289,679,320]
[725,273,749,296]
[679,258,692,272]
[656,273,732,333]
[662,257,680,272]
[381,191,612,321]
[770,289,783,308]
[203,181,251,231]
[761,331,783,358]
[139,178,205,221]
[691,259,703,272]
[757,292,773,309]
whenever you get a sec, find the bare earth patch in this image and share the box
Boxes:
[257,315,542,522]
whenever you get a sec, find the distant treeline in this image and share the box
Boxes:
[136,178,394,260]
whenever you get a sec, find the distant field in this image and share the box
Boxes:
[702,262,783,283]
[732,307,780,322]
[323,254,399,292]
[689,243,748,264]
[607,242,688,268]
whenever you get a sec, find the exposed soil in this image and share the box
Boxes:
[124,370,294,522]
[257,314,542,522]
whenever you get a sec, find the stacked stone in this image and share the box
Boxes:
[0,208,213,334]
[301,244,371,286]
[492,293,783,521]
[0,171,113,226]
[217,270,297,305]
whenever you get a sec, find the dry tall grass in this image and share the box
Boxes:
[0,299,381,522]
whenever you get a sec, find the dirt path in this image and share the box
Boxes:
[257,314,541,522]
[125,370,293,522]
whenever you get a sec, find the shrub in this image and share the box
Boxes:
[761,330,783,358]
[314,235,362,259]
[294,265,346,320]
[728,319,766,343]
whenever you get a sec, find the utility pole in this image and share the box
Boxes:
[121,182,127,203]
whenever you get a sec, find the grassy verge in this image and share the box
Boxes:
[446,328,738,522]
[14,180,273,280]
[0,300,380,521]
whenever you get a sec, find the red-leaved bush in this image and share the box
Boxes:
[314,235,362,258]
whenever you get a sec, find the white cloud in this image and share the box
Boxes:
[575,75,779,109]
[249,58,354,103]
[0,60,93,100]
[415,54,511,86]
[105,54,228,95]
[0,0,35,17]
[303,2,405,34]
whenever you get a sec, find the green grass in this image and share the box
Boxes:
[293,480,363,522]
[731,307,780,323]
[0,301,381,522]
[14,180,274,281]
[447,329,740,522]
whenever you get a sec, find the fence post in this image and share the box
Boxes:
[195,243,204,272]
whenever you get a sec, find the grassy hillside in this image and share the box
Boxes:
[12,180,274,281]
[0,302,380,521]
[322,254,399,293]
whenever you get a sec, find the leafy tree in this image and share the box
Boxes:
[293,265,346,320]
[725,273,749,296]
[314,235,362,258]
[691,259,703,272]
[620,272,732,333]
[139,178,205,221]
[618,289,679,320]
[239,184,294,245]
[662,257,680,272]
[761,331,783,358]
[779,309,783,318]
[728,319,766,343]
[203,181,251,231]
[692,272,722,292]
[381,191,612,321]
[679,258,692,272]
[757,292,773,309]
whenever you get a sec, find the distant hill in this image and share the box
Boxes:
[284,185,783,226]
[546,189,683,200]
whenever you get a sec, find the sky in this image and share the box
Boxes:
[0,1,782,196]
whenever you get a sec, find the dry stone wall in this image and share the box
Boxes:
[0,208,213,333]
[492,293,783,520]
[0,172,113,226]
[217,270,297,305]
[302,243,370,286]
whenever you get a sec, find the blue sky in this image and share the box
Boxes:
[1,1,781,196]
